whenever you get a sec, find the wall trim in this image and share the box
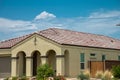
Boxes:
[56,55,64,58]
[26,56,33,59]
[41,56,48,58]
[11,57,19,59]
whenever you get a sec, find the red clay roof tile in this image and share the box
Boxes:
[0,28,120,50]
[0,34,32,49]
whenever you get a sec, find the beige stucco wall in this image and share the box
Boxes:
[0,33,120,78]
[10,34,63,77]
[0,49,11,55]
[11,34,62,57]
[61,45,120,77]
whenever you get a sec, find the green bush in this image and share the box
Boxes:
[77,70,90,80]
[4,77,9,80]
[19,76,28,80]
[37,64,54,80]
[78,72,87,80]
[54,75,66,80]
[12,77,18,80]
[112,65,120,79]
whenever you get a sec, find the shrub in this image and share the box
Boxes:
[77,69,90,80]
[19,76,29,80]
[54,75,66,80]
[37,64,54,80]
[78,72,86,80]
[112,65,120,79]
[95,71,103,79]
[103,70,112,80]
[84,69,90,79]
[12,77,18,80]
[4,77,9,80]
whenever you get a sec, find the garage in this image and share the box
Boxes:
[0,56,11,78]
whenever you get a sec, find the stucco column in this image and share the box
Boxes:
[56,55,65,76]
[26,56,32,77]
[41,56,47,64]
[11,57,18,77]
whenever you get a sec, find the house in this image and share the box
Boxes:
[0,28,120,78]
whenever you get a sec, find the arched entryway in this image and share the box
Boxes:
[17,51,26,76]
[32,51,41,76]
[46,50,56,72]
[64,50,69,77]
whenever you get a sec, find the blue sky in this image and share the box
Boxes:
[0,0,120,41]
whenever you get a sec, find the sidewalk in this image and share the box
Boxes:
[0,78,5,80]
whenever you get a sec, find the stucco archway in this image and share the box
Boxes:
[17,51,26,76]
[46,50,56,72]
[32,51,41,76]
[64,50,69,77]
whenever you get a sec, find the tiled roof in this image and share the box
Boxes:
[0,28,120,50]
[0,34,33,49]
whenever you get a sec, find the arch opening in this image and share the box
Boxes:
[17,51,26,76]
[46,50,56,72]
[32,51,41,76]
[64,50,69,77]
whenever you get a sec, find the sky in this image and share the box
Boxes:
[0,0,120,41]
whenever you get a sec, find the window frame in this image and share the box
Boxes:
[80,62,85,69]
[90,53,96,57]
[102,55,106,61]
[118,55,120,61]
[80,53,85,69]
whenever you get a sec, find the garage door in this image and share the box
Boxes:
[0,56,11,78]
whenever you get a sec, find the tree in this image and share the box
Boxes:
[112,65,120,79]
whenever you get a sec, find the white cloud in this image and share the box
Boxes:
[34,11,56,20]
[0,18,37,33]
[89,11,120,18]
[46,10,120,39]
[0,10,120,40]
[61,16,120,36]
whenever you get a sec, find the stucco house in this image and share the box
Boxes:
[0,28,120,78]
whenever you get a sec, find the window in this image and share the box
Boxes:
[102,55,106,61]
[81,63,84,69]
[90,53,96,57]
[80,53,85,69]
[118,56,120,61]
[80,53,85,62]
